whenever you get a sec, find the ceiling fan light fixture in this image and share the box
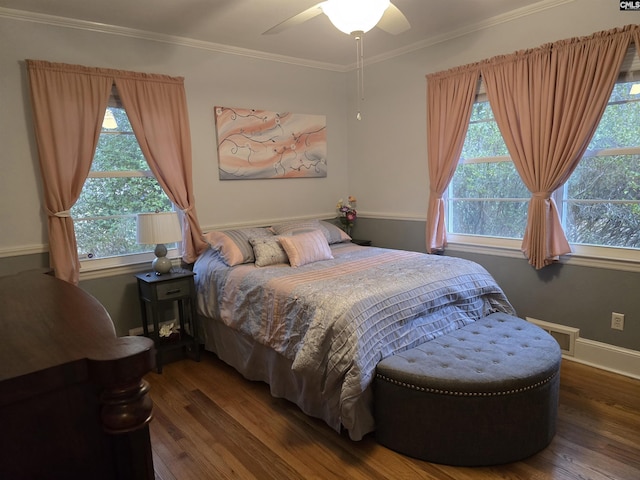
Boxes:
[321,0,390,35]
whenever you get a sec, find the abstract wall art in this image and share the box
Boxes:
[214,106,327,180]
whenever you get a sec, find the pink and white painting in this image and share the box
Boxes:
[214,106,327,180]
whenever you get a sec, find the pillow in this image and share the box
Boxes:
[278,229,334,268]
[318,220,351,244]
[270,219,351,244]
[270,219,320,236]
[249,236,289,267]
[203,227,273,266]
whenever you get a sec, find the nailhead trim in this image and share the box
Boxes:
[375,370,558,397]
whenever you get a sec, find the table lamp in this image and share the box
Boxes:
[136,212,182,274]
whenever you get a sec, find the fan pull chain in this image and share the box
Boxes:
[355,32,364,120]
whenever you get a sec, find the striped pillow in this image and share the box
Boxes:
[203,227,273,266]
[278,229,334,267]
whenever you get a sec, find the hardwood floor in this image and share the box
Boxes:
[145,352,640,479]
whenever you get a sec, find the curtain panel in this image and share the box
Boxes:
[480,25,633,269]
[425,65,480,253]
[115,74,207,264]
[26,60,207,284]
[26,61,112,284]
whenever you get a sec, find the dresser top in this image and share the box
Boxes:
[0,270,154,405]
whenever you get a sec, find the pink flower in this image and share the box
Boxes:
[337,196,357,235]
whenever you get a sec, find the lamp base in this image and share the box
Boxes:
[152,254,173,275]
[154,243,168,258]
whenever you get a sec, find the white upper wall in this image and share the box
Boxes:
[0,0,634,254]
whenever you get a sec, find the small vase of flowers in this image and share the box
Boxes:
[337,196,357,236]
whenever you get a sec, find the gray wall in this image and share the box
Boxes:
[0,254,143,336]
[0,252,49,276]
[80,272,147,337]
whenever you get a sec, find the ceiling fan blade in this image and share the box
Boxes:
[263,3,325,35]
[376,2,410,35]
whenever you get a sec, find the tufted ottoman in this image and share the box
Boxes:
[374,312,561,466]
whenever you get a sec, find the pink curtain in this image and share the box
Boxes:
[26,60,207,284]
[425,65,480,252]
[26,60,112,284]
[480,26,633,269]
[116,74,207,263]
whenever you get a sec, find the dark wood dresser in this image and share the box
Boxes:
[0,270,156,479]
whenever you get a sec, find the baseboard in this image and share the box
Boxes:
[567,338,640,381]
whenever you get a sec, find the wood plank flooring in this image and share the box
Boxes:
[145,352,640,479]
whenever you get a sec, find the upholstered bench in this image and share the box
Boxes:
[374,312,561,466]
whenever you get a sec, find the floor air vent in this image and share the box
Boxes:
[526,317,579,356]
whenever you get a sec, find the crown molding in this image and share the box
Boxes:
[0,7,347,72]
[364,0,575,68]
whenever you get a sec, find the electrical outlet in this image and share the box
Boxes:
[611,312,625,331]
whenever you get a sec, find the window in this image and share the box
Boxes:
[72,101,175,265]
[447,74,640,256]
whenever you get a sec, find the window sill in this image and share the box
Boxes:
[446,234,640,273]
[79,250,182,280]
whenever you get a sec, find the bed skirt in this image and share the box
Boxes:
[198,314,375,440]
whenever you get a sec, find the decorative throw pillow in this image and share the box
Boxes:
[270,219,320,236]
[249,236,289,267]
[318,220,351,244]
[270,219,351,244]
[203,227,273,266]
[278,229,334,268]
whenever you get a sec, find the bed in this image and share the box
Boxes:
[192,219,515,440]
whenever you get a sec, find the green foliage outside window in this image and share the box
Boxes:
[449,162,528,238]
[564,154,640,248]
[72,107,174,259]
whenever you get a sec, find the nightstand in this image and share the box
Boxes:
[135,269,201,373]
[351,238,372,246]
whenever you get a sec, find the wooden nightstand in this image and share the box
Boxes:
[351,238,372,246]
[135,269,201,373]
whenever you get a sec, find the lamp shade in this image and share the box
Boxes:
[321,0,390,35]
[102,108,118,129]
[136,212,182,245]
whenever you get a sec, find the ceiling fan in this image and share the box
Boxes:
[264,1,410,121]
[263,0,410,36]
